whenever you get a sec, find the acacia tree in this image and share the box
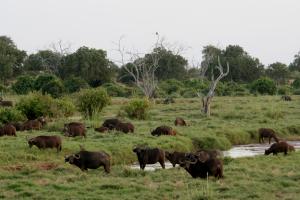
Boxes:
[116,34,161,98]
[201,57,229,117]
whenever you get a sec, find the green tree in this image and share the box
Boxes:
[250,77,276,95]
[63,76,89,93]
[34,74,57,91]
[0,36,26,83]
[12,75,35,94]
[266,62,289,84]
[59,47,115,87]
[24,50,61,73]
[289,51,300,72]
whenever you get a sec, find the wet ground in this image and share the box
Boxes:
[130,141,300,171]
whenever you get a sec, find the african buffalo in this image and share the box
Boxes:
[258,128,279,144]
[265,141,294,156]
[94,126,109,133]
[116,122,134,133]
[63,122,86,138]
[133,147,165,170]
[0,97,13,107]
[9,122,22,131]
[281,95,292,101]
[179,152,223,179]
[0,124,16,137]
[165,151,186,167]
[65,149,111,173]
[174,117,187,126]
[27,135,62,152]
[151,126,176,136]
[21,117,47,131]
[102,118,122,130]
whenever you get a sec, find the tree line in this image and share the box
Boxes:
[1,35,300,97]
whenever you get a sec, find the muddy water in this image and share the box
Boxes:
[130,141,300,171]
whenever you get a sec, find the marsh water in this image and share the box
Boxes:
[130,141,300,171]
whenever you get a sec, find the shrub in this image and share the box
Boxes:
[53,98,76,117]
[0,108,25,124]
[64,76,89,93]
[12,75,35,95]
[123,98,150,120]
[34,74,57,91]
[293,89,300,95]
[192,135,231,150]
[77,88,111,118]
[0,84,8,93]
[250,78,276,95]
[292,78,300,89]
[277,85,291,95]
[181,89,198,98]
[41,79,64,98]
[16,92,53,119]
[101,83,131,97]
[159,79,184,95]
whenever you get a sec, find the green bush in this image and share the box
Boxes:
[16,92,53,119]
[34,74,57,91]
[293,89,300,95]
[123,98,150,120]
[250,77,276,95]
[292,78,300,89]
[192,135,231,150]
[77,88,111,118]
[181,89,198,98]
[277,85,291,95]
[63,76,89,93]
[53,98,76,117]
[0,84,8,93]
[0,108,25,124]
[102,83,132,97]
[41,79,64,98]
[159,79,184,95]
[12,75,35,95]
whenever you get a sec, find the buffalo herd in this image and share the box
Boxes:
[0,109,297,179]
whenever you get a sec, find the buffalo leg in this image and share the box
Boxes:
[103,164,110,173]
[159,160,165,169]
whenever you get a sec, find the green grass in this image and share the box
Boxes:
[1,95,300,199]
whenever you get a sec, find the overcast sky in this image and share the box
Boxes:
[1,0,299,66]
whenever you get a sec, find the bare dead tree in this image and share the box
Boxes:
[115,34,162,99]
[201,57,229,117]
[50,40,71,56]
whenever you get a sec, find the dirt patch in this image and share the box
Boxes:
[2,162,58,171]
[3,165,24,171]
[35,163,58,170]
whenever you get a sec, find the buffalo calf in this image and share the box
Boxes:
[151,126,176,136]
[265,141,294,156]
[116,122,134,133]
[133,147,165,170]
[28,135,62,152]
[0,124,16,137]
[165,151,186,167]
[174,117,187,126]
[63,122,86,138]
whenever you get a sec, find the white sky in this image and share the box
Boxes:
[1,0,300,66]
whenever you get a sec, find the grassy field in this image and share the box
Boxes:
[0,96,300,199]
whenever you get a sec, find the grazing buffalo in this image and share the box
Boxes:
[65,149,111,173]
[94,126,109,133]
[0,124,16,137]
[265,141,294,156]
[9,122,22,131]
[0,97,13,107]
[174,117,187,126]
[165,151,186,167]
[63,122,86,138]
[151,126,176,136]
[179,152,223,179]
[258,128,279,144]
[102,118,122,130]
[21,117,47,131]
[116,122,134,133]
[27,135,62,152]
[281,95,292,101]
[133,147,165,170]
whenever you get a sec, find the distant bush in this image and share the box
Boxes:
[53,98,76,117]
[123,98,150,120]
[192,135,231,150]
[181,89,198,98]
[41,79,64,98]
[64,76,89,93]
[12,75,35,94]
[77,88,111,118]
[250,78,276,95]
[102,83,132,97]
[292,78,300,89]
[34,74,57,91]
[0,84,8,93]
[277,85,291,95]
[293,88,300,95]
[159,79,184,95]
[0,107,25,124]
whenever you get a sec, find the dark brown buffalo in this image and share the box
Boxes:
[179,152,223,179]
[94,126,109,133]
[195,149,223,160]
[9,122,22,131]
[21,117,47,131]
[174,117,187,126]
[258,128,279,144]
[116,122,134,133]
[0,97,13,107]
[133,147,165,170]
[63,122,86,138]
[281,95,292,101]
[265,141,294,156]
[165,151,186,167]
[27,135,62,152]
[102,118,122,130]
[151,126,176,136]
[0,124,16,137]
[65,149,111,173]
